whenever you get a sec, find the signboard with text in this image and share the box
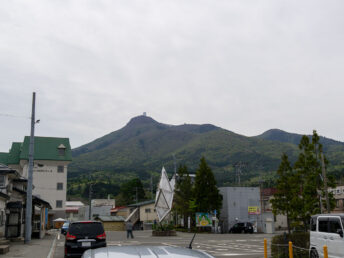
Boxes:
[248,206,260,215]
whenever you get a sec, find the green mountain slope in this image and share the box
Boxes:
[256,129,344,166]
[68,116,344,199]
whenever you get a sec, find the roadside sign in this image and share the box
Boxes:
[248,206,260,215]
[196,212,212,227]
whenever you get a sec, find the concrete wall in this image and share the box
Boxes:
[20,160,69,220]
[219,187,261,232]
[102,221,125,231]
[80,205,112,220]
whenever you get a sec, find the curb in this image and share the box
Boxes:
[47,233,58,258]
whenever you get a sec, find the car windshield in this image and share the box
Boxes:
[63,222,69,227]
[69,222,104,236]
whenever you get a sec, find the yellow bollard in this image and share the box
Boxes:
[323,245,328,258]
[289,241,293,258]
[264,238,267,258]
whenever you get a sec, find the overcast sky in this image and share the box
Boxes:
[1,0,343,152]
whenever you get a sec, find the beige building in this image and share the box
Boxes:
[127,200,158,230]
[329,185,344,213]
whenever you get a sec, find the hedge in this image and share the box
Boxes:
[271,232,309,258]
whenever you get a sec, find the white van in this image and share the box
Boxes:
[310,214,344,258]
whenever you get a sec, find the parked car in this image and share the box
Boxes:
[61,222,70,235]
[82,246,215,258]
[65,221,107,258]
[310,214,344,258]
[229,222,253,233]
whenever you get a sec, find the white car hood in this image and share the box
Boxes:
[82,246,214,258]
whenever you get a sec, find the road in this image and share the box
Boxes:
[54,230,274,258]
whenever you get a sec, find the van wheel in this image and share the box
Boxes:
[310,249,318,258]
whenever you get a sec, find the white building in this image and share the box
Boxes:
[4,137,72,226]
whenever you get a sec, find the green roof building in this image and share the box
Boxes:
[3,136,72,222]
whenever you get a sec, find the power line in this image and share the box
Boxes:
[0,113,30,119]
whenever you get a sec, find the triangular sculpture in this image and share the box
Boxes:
[155,167,175,222]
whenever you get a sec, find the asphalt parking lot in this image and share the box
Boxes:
[54,230,274,258]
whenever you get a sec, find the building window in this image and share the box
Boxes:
[0,175,5,188]
[57,166,64,173]
[58,144,66,156]
[56,200,63,208]
[57,183,63,190]
[145,208,151,213]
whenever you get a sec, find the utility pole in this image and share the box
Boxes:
[88,183,93,219]
[150,175,153,198]
[321,153,331,213]
[25,92,36,244]
[173,154,177,175]
[235,162,245,186]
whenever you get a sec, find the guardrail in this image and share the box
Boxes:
[264,238,329,258]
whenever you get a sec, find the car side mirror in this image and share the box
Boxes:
[337,229,343,238]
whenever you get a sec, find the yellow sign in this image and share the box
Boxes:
[248,206,260,214]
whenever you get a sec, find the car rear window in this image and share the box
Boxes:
[69,222,104,236]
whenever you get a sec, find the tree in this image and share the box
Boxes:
[193,157,222,214]
[271,153,298,234]
[293,130,336,230]
[174,165,193,227]
[119,178,146,205]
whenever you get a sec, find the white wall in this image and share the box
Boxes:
[21,160,69,217]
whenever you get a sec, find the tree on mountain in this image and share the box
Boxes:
[118,178,146,205]
[293,130,336,230]
[271,153,298,234]
[173,165,193,228]
[193,157,222,214]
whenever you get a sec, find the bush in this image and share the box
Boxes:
[271,232,309,258]
[152,222,174,231]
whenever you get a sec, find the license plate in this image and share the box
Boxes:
[82,242,91,247]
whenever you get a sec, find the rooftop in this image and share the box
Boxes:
[95,215,125,222]
[128,200,155,207]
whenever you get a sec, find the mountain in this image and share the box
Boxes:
[68,116,344,199]
[256,129,344,166]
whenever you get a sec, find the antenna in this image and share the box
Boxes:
[188,232,197,249]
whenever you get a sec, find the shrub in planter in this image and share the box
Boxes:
[271,232,309,258]
[152,222,176,236]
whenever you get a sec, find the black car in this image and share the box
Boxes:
[65,221,107,258]
[229,222,254,233]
